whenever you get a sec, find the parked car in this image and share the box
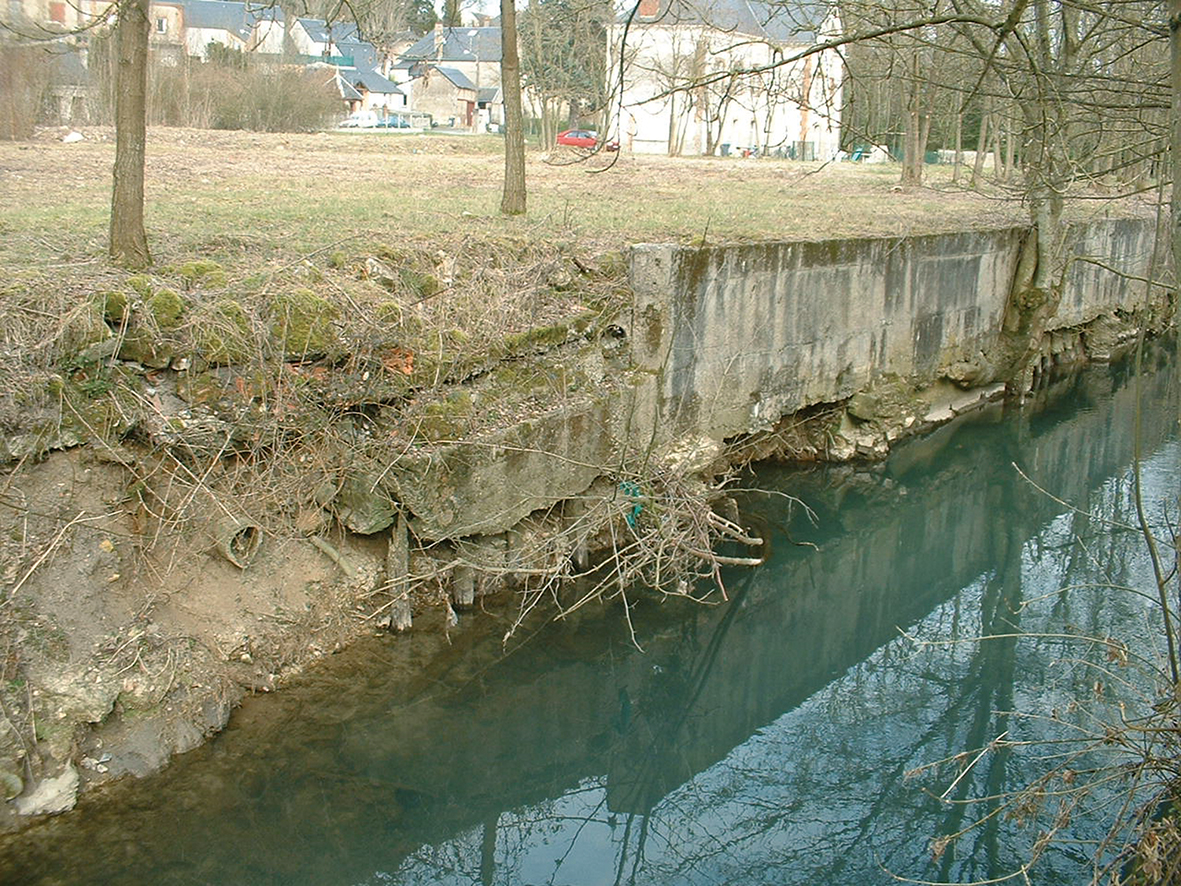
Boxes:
[556,129,619,151]
[340,111,380,129]
[377,116,412,128]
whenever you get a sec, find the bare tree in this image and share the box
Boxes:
[519,0,611,148]
[108,0,151,269]
[500,0,527,214]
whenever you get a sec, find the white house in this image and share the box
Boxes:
[607,0,843,158]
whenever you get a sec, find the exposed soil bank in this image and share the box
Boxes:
[0,217,1170,831]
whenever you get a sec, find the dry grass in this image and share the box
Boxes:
[0,126,1052,271]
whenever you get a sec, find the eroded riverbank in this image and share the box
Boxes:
[0,215,1169,831]
[0,343,1175,885]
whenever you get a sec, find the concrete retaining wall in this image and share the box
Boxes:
[627,217,1159,444]
[389,217,1162,543]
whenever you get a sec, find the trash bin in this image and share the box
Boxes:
[720,143,730,157]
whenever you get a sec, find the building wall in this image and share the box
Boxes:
[184,25,245,60]
[410,71,475,125]
[249,19,285,55]
[608,18,843,157]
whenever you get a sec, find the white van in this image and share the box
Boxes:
[339,110,380,129]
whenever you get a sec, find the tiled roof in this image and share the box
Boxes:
[398,26,502,64]
[351,69,403,95]
[435,66,476,90]
[629,0,831,44]
[297,17,360,44]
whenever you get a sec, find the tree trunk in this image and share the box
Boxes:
[951,107,963,184]
[970,98,990,189]
[901,51,925,186]
[499,0,526,216]
[1172,0,1181,293]
[109,0,150,268]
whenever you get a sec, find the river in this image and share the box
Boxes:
[1,349,1178,886]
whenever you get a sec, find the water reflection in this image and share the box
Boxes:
[1,353,1177,886]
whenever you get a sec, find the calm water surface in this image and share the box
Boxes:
[2,353,1179,886]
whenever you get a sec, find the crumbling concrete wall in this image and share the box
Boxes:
[356,218,1163,548]
[625,217,1159,447]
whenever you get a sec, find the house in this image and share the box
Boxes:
[288,17,364,65]
[477,86,503,130]
[347,68,406,113]
[391,25,502,91]
[606,0,843,158]
[160,0,285,61]
[402,64,479,128]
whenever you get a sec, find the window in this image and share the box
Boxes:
[156,17,167,33]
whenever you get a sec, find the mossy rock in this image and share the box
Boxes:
[177,259,228,290]
[502,323,570,354]
[327,251,348,270]
[597,252,628,277]
[374,245,408,262]
[399,269,441,299]
[241,273,268,292]
[374,301,424,337]
[96,290,131,324]
[415,391,474,442]
[146,288,186,329]
[270,288,340,358]
[176,370,222,405]
[61,304,113,356]
[375,300,403,325]
[335,472,398,535]
[193,299,252,365]
[125,274,155,299]
[117,328,174,369]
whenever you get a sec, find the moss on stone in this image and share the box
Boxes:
[327,251,348,270]
[270,288,340,358]
[117,329,174,369]
[194,299,252,365]
[96,290,130,324]
[124,274,155,299]
[400,269,441,299]
[146,288,186,329]
[502,323,570,354]
[178,259,228,290]
[375,245,407,262]
[597,251,628,278]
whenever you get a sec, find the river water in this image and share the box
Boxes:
[2,351,1179,886]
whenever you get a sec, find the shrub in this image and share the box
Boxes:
[144,56,341,132]
[0,42,52,140]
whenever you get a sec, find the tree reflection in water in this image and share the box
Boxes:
[0,354,1176,886]
[385,363,1178,886]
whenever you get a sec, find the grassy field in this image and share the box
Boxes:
[0,126,1070,272]
[0,124,1158,442]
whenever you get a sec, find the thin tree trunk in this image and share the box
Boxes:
[109,0,150,268]
[1172,0,1181,291]
[971,98,990,188]
[499,0,526,216]
[990,109,1006,182]
[951,106,963,183]
[901,51,924,186]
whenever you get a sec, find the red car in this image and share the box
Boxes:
[556,129,619,151]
